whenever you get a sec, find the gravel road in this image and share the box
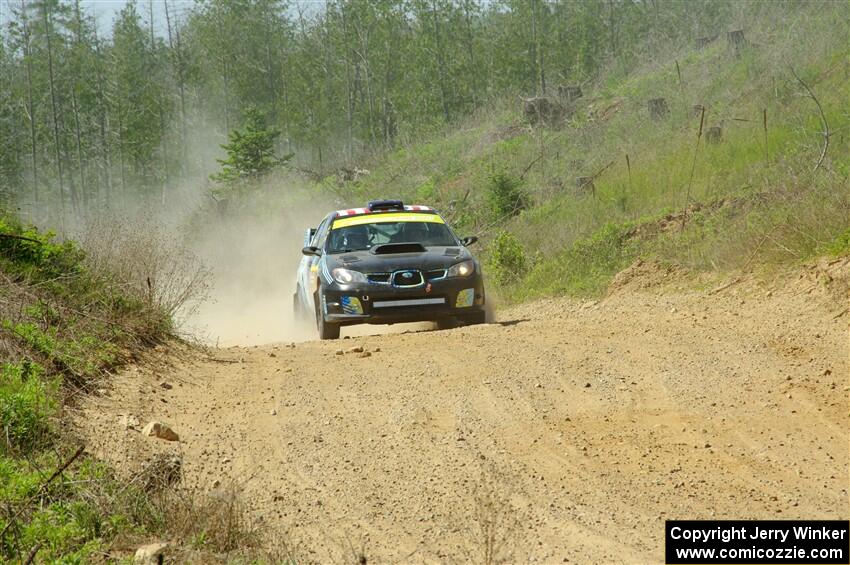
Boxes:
[77,260,849,563]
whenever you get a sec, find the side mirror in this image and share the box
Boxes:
[461,236,478,246]
[302,246,322,256]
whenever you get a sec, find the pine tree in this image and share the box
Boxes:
[210,108,290,192]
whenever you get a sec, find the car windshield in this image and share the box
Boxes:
[327,219,458,253]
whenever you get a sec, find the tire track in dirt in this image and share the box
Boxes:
[75,261,849,563]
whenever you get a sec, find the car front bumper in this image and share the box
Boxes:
[321,276,485,326]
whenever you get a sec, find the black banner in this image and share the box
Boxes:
[666,520,850,564]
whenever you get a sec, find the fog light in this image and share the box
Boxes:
[456,288,475,308]
[340,296,364,315]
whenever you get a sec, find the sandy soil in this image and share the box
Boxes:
[74,259,849,564]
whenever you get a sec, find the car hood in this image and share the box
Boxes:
[325,245,473,273]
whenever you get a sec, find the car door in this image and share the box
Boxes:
[298,215,330,314]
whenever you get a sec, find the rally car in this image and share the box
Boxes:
[293,200,486,339]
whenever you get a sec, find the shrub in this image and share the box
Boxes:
[0,362,55,455]
[823,227,850,256]
[79,217,210,323]
[0,215,84,281]
[517,222,637,299]
[488,231,527,285]
[486,171,527,219]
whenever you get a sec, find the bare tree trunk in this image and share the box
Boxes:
[382,36,396,149]
[351,18,377,145]
[430,0,451,123]
[537,4,545,95]
[607,0,619,58]
[42,1,67,224]
[149,0,168,207]
[297,3,317,157]
[116,98,127,204]
[165,0,188,175]
[531,0,545,94]
[217,14,231,134]
[94,27,112,208]
[341,4,355,161]
[261,1,279,125]
[70,88,87,212]
[20,0,38,206]
[461,0,479,108]
[71,1,88,212]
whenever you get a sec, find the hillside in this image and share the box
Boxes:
[323,2,848,300]
[0,217,266,562]
[1,0,848,562]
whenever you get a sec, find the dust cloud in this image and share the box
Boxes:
[67,175,436,346]
[181,185,433,346]
[183,188,329,346]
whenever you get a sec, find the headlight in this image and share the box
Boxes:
[447,260,475,277]
[332,268,367,285]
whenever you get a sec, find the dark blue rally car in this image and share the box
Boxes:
[294,200,486,339]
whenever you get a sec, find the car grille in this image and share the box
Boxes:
[392,270,424,287]
[368,270,441,285]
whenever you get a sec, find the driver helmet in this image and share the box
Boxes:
[342,225,369,249]
[401,221,429,242]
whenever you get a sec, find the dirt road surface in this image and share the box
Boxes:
[76,260,849,563]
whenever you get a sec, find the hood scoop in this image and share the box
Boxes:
[444,247,461,256]
[371,243,426,255]
[340,254,360,263]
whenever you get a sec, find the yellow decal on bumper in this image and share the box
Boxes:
[455,288,475,308]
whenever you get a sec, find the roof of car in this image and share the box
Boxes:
[333,204,434,218]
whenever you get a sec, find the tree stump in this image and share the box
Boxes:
[705,126,722,144]
[696,35,718,49]
[575,176,595,195]
[558,85,583,103]
[647,98,669,120]
[522,96,564,126]
[727,29,747,54]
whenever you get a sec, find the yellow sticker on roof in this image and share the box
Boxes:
[332,212,444,229]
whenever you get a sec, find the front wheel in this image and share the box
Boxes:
[315,293,340,340]
[460,310,487,326]
[293,288,309,322]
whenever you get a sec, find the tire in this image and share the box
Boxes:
[460,310,487,326]
[293,289,308,322]
[315,292,340,340]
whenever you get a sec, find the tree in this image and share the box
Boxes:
[0,0,807,221]
[110,2,168,205]
[0,36,22,203]
[210,108,290,191]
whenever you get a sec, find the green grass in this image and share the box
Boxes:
[0,215,177,562]
[0,214,264,562]
[823,227,850,256]
[0,452,109,563]
[0,362,56,456]
[512,222,639,300]
[0,359,125,563]
[322,1,849,303]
